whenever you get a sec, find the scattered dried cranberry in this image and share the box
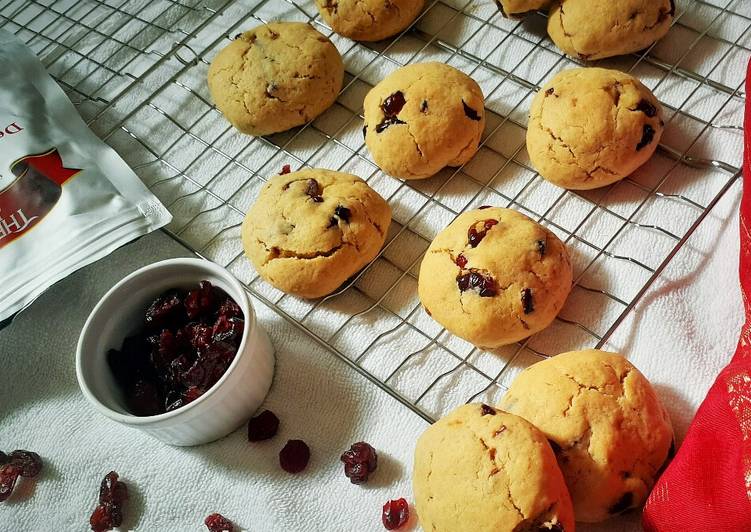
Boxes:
[481,404,496,416]
[635,99,657,117]
[108,280,244,417]
[341,442,378,484]
[205,512,234,531]
[382,498,409,530]
[0,465,19,502]
[9,450,43,478]
[334,206,351,223]
[636,124,655,151]
[305,178,323,202]
[462,100,482,121]
[455,253,468,268]
[457,270,498,297]
[248,410,280,441]
[521,288,534,314]
[89,471,128,532]
[280,164,291,175]
[279,440,310,473]
[467,219,498,247]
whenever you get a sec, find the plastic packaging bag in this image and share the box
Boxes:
[0,30,171,322]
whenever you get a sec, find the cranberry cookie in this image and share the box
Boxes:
[241,168,391,298]
[315,0,425,41]
[413,403,575,532]
[526,67,664,190]
[418,207,572,348]
[547,0,674,60]
[363,62,485,180]
[500,349,674,522]
[207,22,343,136]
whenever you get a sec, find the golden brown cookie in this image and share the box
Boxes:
[207,22,344,136]
[241,168,391,298]
[315,0,425,41]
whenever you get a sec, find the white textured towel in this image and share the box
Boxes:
[1,0,748,530]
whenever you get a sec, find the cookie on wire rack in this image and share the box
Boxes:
[241,168,391,299]
[547,0,674,60]
[315,0,425,42]
[418,207,572,348]
[413,403,575,532]
[499,349,674,522]
[526,67,664,190]
[495,0,552,18]
[207,22,343,136]
[363,62,485,180]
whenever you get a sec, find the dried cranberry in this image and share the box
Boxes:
[144,290,184,330]
[212,315,244,345]
[280,164,291,175]
[636,124,655,151]
[455,254,468,268]
[184,281,217,320]
[217,298,242,319]
[304,179,324,202]
[467,219,498,247]
[341,442,378,484]
[420,100,428,113]
[457,270,498,297]
[183,386,204,404]
[185,322,213,352]
[90,471,127,532]
[248,410,280,441]
[279,440,310,473]
[9,450,43,478]
[382,91,406,117]
[462,100,482,121]
[382,498,409,530]
[536,239,546,257]
[0,465,19,502]
[521,288,534,314]
[635,99,657,117]
[481,404,496,416]
[334,206,351,223]
[205,512,234,531]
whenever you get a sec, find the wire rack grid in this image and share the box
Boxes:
[2,0,747,423]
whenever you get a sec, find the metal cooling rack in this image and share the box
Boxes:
[3,0,747,423]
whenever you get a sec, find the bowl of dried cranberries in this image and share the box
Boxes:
[76,258,275,446]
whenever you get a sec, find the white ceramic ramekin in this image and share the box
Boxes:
[76,258,275,446]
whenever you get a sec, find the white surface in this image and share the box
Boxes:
[76,257,275,446]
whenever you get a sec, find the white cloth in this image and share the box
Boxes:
[1,0,747,530]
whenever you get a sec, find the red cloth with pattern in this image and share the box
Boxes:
[641,60,751,531]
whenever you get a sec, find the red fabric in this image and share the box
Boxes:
[642,59,751,531]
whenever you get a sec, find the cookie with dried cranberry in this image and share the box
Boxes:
[316,0,425,41]
[363,62,485,180]
[418,207,572,348]
[499,349,674,522]
[526,67,663,190]
[207,22,343,136]
[413,403,575,532]
[241,168,391,298]
[547,0,674,60]
[496,0,552,17]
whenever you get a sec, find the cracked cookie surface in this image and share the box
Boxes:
[547,0,674,60]
[413,403,575,532]
[496,0,552,18]
[241,168,391,298]
[526,67,664,190]
[499,349,674,523]
[315,0,425,41]
[363,62,485,180]
[207,22,344,136]
[418,207,572,348]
